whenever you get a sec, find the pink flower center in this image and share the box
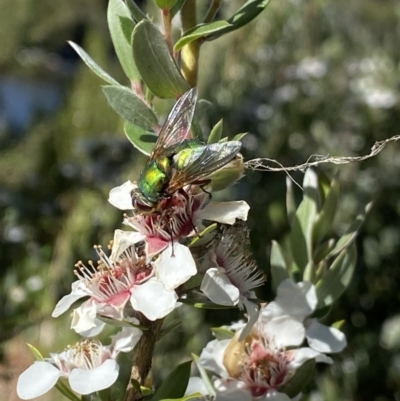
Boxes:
[241,339,293,397]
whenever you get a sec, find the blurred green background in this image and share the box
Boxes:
[1,0,400,400]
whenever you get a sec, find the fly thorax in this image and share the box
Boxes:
[139,160,170,203]
[172,148,193,170]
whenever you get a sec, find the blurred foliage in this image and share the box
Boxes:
[1,0,400,400]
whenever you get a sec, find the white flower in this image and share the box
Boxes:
[109,183,250,258]
[52,230,187,332]
[262,279,347,354]
[108,180,136,210]
[198,312,327,401]
[200,229,265,340]
[17,327,141,399]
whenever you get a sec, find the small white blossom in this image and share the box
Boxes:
[262,279,347,354]
[200,229,265,339]
[197,310,328,401]
[52,230,184,331]
[17,327,141,399]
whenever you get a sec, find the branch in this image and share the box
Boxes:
[244,134,400,172]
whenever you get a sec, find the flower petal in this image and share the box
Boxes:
[80,318,107,337]
[71,301,98,334]
[108,181,136,210]
[306,320,347,353]
[291,347,332,369]
[265,315,305,348]
[130,279,177,320]
[146,236,169,259]
[264,279,314,321]
[52,281,88,317]
[201,268,240,306]
[199,339,230,377]
[17,362,61,399]
[110,327,142,355]
[110,229,145,262]
[185,377,209,396]
[154,243,197,290]
[197,200,250,225]
[69,359,119,394]
[214,379,252,401]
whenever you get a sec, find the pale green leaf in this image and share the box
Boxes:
[286,176,296,226]
[211,327,235,341]
[232,132,247,141]
[27,343,44,361]
[313,179,340,242]
[174,21,232,51]
[132,19,189,98]
[108,0,139,80]
[316,243,357,308]
[270,240,289,290]
[290,169,319,272]
[328,203,372,258]
[208,119,223,144]
[103,86,158,129]
[68,41,120,86]
[192,354,216,397]
[124,122,157,156]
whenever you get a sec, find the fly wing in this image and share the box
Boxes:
[150,88,198,161]
[166,141,242,194]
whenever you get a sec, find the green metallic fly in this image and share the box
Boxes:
[134,88,242,210]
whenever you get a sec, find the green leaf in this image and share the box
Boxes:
[313,179,340,242]
[124,0,147,21]
[103,86,158,129]
[313,239,335,264]
[192,354,216,397]
[281,359,315,398]
[180,296,237,310]
[286,177,296,226]
[158,319,182,340]
[232,132,247,141]
[68,41,120,86]
[155,0,178,9]
[208,119,223,144]
[119,16,136,43]
[27,343,44,361]
[290,169,319,272]
[132,19,189,98]
[206,155,244,192]
[205,0,272,41]
[327,203,372,258]
[332,319,346,330]
[108,0,139,81]
[170,0,187,18]
[174,21,232,51]
[316,242,357,308]
[211,327,235,340]
[124,122,157,156]
[97,315,148,330]
[270,240,290,290]
[189,223,217,247]
[151,361,192,400]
